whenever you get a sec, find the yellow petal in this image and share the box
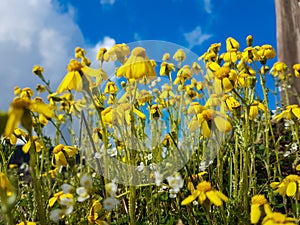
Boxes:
[296,164,300,171]
[215,190,228,202]
[181,194,198,205]
[55,151,68,166]
[198,191,206,204]
[286,181,297,197]
[4,108,23,137]
[49,196,57,207]
[133,108,146,120]
[206,190,222,206]
[250,204,261,224]
[30,102,54,119]
[292,107,300,119]
[22,140,31,154]
[214,116,232,133]
[201,121,211,138]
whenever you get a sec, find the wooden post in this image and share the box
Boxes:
[275,0,300,105]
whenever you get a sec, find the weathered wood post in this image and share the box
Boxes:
[275,0,300,104]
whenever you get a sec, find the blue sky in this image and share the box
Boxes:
[0,0,276,110]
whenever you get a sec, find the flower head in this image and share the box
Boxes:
[182,180,228,206]
[273,105,300,121]
[116,47,156,82]
[293,63,300,77]
[250,195,272,224]
[261,212,297,225]
[270,174,300,198]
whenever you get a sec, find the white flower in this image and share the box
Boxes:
[105,182,117,197]
[291,143,298,151]
[169,189,177,198]
[80,174,93,191]
[108,147,117,157]
[167,173,183,193]
[61,184,73,194]
[154,171,162,186]
[136,162,145,172]
[147,153,153,161]
[192,200,199,205]
[59,195,74,208]
[76,187,90,202]
[103,197,119,211]
[50,209,64,222]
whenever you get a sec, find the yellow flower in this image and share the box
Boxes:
[137,90,153,105]
[116,47,156,82]
[160,62,175,76]
[293,63,300,77]
[249,101,266,119]
[208,62,237,93]
[162,53,170,61]
[32,65,44,79]
[150,104,162,119]
[250,195,272,224]
[198,43,221,62]
[261,212,297,225]
[273,105,300,121]
[181,180,228,206]
[57,59,107,94]
[226,37,240,51]
[270,62,289,80]
[174,65,192,84]
[0,172,13,197]
[189,109,232,137]
[256,44,276,63]
[205,94,222,108]
[192,62,202,75]
[104,82,119,94]
[187,102,205,115]
[241,47,259,63]
[173,49,186,62]
[52,144,78,167]
[104,43,130,64]
[20,87,34,100]
[17,221,36,225]
[4,97,54,136]
[49,191,74,207]
[270,174,300,198]
[223,95,240,112]
[57,59,84,93]
[75,46,87,59]
[22,136,44,154]
[88,200,108,225]
[191,78,203,91]
[96,47,107,62]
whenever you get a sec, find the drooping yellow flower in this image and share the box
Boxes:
[4,97,54,136]
[273,105,300,121]
[116,47,156,82]
[160,62,175,76]
[198,43,221,62]
[223,95,240,112]
[149,104,162,120]
[256,44,276,64]
[173,49,186,62]
[226,37,240,51]
[22,136,44,154]
[88,200,108,225]
[57,59,107,94]
[205,94,222,108]
[104,82,119,94]
[32,65,44,79]
[187,102,205,115]
[189,109,232,136]
[250,195,272,224]
[174,65,192,84]
[96,47,107,62]
[20,87,34,100]
[249,101,266,119]
[207,62,237,93]
[137,90,153,106]
[270,62,289,81]
[261,212,297,225]
[192,62,202,75]
[52,144,79,167]
[49,191,74,207]
[17,221,37,225]
[241,47,259,63]
[293,63,300,77]
[162,53,170,61]
[0,172,13,197]
[181,180,228,206]
[104,43,130,64]
[270,174,300,198]
[75,47,87,59]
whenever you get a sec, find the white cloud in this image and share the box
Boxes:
[183,26,212,49]
[100,0,116,5]
[0,0,84,110]
[203,0,212,14]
